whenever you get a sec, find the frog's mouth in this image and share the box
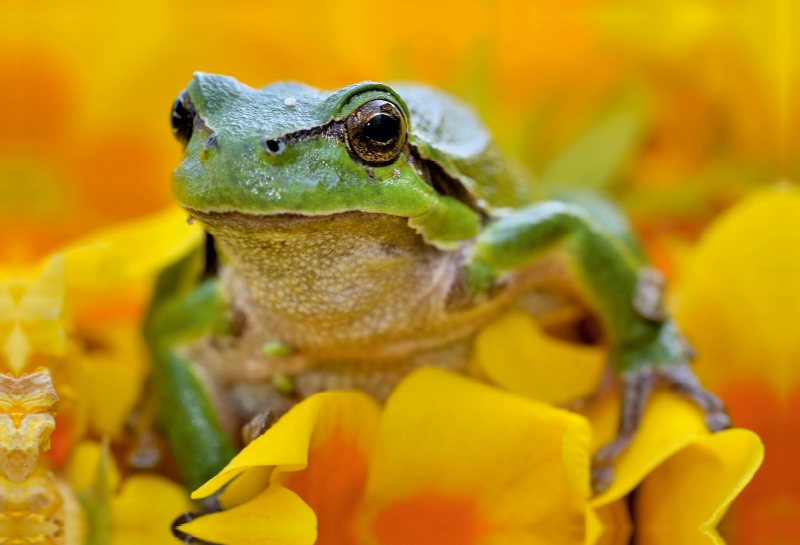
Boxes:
[186,209,363,227]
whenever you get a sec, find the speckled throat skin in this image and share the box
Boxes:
[183,210,576,428]
[202,211,491,355]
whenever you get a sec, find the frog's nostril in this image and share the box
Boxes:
[264,139,285,155]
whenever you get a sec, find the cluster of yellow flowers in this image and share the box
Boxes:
[0,209,200,543]
[3,186,799,543]
[2,0,798,543]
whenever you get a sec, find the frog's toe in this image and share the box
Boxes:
[706,410,733,432]
[591,464,615,495]
[241,409,280,445]
[590,367,657,495]
[657,363,731,432]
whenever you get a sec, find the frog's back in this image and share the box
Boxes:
[393,83,532,210]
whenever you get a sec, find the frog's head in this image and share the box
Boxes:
[171,73,486,250]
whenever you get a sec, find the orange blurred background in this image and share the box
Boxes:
[2,0,797,265]
[2,1,799,543]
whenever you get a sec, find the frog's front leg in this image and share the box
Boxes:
[470,201,730,493]
[144,265,239,491]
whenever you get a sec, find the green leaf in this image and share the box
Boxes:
[541,111,640,189]
[79,440,113,545]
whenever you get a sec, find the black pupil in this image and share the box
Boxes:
[363,113,399,143]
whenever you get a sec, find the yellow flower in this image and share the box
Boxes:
[182,367,592,545]
[472,310,763,544]
[0,465,85,545]
[0,367,59,484]
[60,205,204,438]
[0,256,67,375]
[67,440,193,545]
[586,394,763,545]
[676,185,800,544]
[0,206,203,466]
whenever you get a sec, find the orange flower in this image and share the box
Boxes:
[182,368,592,545]
[676,185,800,544]
[473,309,763,544]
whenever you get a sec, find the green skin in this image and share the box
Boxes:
[148,73,729,494]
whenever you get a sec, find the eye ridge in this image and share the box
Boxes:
[345,99,407,166]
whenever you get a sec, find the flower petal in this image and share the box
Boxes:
[192,391,381,499]
[67,440,121,494]
[589,392,709,506]
[635,429,764,544]
[179,485,317,545]
[473,310,606,406]
[363,367,591,545]
[18,255,64,321]
[83,325,148,436]
[61,206,203,290]
[110,475,193,545]
[677,185,800,396]
[585,501,632,545]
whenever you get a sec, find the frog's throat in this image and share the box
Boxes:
[193,209,487,357]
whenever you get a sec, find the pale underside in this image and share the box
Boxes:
[183,211,595,435]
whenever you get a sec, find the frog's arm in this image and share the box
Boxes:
[143,250,237,492]
[470,201,729,492]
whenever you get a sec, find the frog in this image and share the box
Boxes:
[145,72,730,496]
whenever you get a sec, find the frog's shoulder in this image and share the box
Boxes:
[392,82,531,210]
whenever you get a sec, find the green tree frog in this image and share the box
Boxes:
[146,73,729,494]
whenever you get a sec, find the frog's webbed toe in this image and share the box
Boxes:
[590,367,657,494]
[590,363,730,494]
[659,364,731,432]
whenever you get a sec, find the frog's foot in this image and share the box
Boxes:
[172,511,221,544]
[659,364,731,432]
[590,367,656,494]
[171,481,231,543]
[590,363,730,494]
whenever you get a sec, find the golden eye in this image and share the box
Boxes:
[345,100,407,165]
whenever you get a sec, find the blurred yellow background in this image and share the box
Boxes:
[2,0,797,265]
[1,2,799,543]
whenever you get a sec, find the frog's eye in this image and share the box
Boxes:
[345,100,407,165]
[171,90,196,147]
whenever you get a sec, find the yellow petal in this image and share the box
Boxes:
[635,429,764,545]
[110,475,193,545]
[62,206,203,290]
[3,322,31,374]
[677,185,800,396]
[18,255,64,321]
[0,282,14,320]
[192,391,381,499]
[218,465,273,509]
[363,367,591,545]
[473,310,606,406]
[66,440,121,493]
[179,485,317,545]
[585,501,632,545]
[84,325,148,436]
[590,392,709,506]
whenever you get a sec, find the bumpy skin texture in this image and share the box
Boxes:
[152,73,728,493]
